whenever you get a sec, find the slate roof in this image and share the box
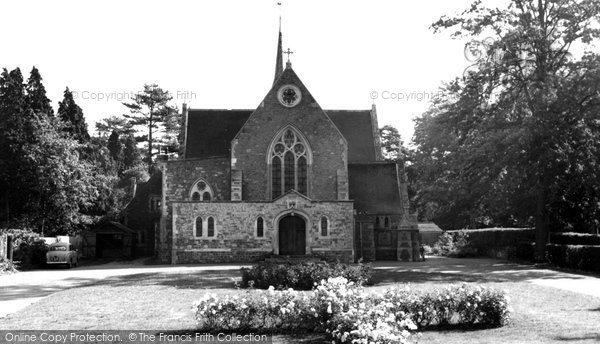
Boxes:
[418,223,443,232]
[348,163,403,214]
[185,109,377,162]
[95,221,136,234]
[327,110,376,162]
[185,109,253,159]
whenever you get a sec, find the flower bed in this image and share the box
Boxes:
[239,260,372,290]
[193,278,511,344]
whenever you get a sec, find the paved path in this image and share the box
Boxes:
[0,260,248,318]
[1,256,599,319]
[373,256,600,298]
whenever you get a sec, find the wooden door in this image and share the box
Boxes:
[279,215,306,255]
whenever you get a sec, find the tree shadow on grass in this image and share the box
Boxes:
[92,270,241,289]
[372,258,589,285]
[554,334,600,341]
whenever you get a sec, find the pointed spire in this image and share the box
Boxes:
[273,17,283,84]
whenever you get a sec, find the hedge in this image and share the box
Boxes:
[549,232,600,246]
[444,228,534,258]
[546,244,600,273]
[240,260,372,290]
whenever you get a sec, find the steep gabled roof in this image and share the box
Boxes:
[348,163,403,214]
[185,109,253,159]
[184,108,378,162]
[327,110,377,163]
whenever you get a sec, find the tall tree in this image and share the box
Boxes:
[26,66,53,117]
[58,87,90,143]
[0,68,37,226]
[418,0,600,259]
[95,115,134,137]
[122,133,142,171]
[107,130,123,162]
[123,84,176,170]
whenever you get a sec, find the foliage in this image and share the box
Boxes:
[239,260,372,290]
[193,278,512,344]
[414,0,600,260]
[122,84,179,170]
[546,244,600,272]
[25,67,53,117]
[0,259,18,274]
[382,284,512,328]
[549,232,600,245]
[122,134,143,172]
[57,87,89,143]
[8,229,48,269]
[433,232,477,258]
[94,115,134,137]
[0,67,122,234]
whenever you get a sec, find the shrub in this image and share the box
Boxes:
[193,279,512,344]
[438,228,534,258]
[433,232,477,257]
[546,244,600,272]
[239,260,372,290]
[0,259,18,274]
[549,232,600,246]
[8,230,48,270]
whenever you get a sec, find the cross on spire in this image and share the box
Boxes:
[284,48,293,62]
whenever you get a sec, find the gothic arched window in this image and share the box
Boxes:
[269,128,310,198]
[190,180,213,202]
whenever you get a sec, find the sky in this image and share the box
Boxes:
[2,0,509,143]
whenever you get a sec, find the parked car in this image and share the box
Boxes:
[46,242,78,268]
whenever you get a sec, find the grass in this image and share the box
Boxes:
[1,258,599,343]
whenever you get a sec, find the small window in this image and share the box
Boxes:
[320,217,328,236]
[375,217,380,228]
[192,192,201,201]
[207,217,215,237]
[195,217,203,237]
[256,217,264,238]
[150,196,161,211]
[384,216,389,228]
[203,192,211,202]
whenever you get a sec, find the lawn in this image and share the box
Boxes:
[1,259,599,343]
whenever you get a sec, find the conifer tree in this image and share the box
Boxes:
[26,66,53,117]
[57,87,90,143]
[123,84,176,170]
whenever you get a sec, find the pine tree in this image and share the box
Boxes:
[26,66,54,117]
[57,87,90,143]
[123,84,176,170]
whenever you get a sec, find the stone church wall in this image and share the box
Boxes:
[170,199,354,264]
[157,157,231,263]
[231,70,348,202]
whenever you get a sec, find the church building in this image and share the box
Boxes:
[152,27,419,264]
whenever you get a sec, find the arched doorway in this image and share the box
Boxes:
[278,215,306,255]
